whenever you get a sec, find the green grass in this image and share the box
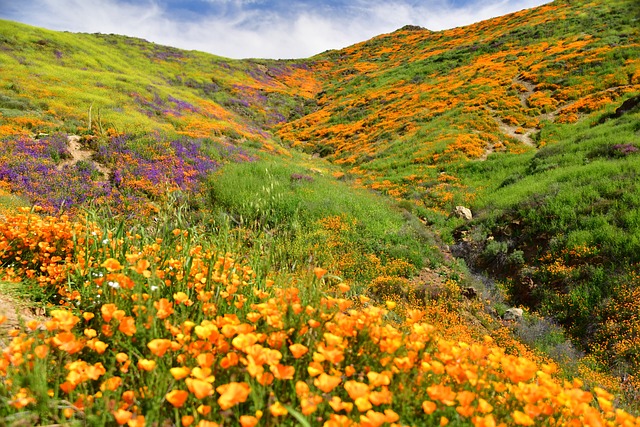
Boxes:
[453,100,640,375]
[207,155,439,286]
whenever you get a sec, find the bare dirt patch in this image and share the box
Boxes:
[0,282,47,343]
[57,135,111,181]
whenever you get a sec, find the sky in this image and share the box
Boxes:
[0,0,550,59]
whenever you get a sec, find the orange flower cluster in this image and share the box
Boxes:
[0,211,638,426]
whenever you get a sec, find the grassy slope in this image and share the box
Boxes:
[276,0,640,381]
[0,20,318,143]
[277,0,639,213]
[0,0,639,423]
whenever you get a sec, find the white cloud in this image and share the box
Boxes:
[0,0,551,59]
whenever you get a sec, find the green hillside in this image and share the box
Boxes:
[1,0,640,425]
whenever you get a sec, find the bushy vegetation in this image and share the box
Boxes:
[454,101,640,385]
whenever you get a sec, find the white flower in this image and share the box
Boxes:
[108,281,120,289]
[102,239,109,245]
[150,285,159,291]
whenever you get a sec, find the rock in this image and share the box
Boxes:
[503,308,523,322]
[613,95,640,117]
[461,287,478,299]
[454,206,473,221]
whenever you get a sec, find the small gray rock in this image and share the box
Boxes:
[454,206,473,221]
[503,308,523,322]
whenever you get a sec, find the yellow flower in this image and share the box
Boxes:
[137,359,156,372]
[269,401,288,417]
[170,367,191,380]
[512,410,535,426]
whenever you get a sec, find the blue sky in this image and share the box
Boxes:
[0,0,550,59]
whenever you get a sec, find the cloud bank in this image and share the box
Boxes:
[0,0,550,59]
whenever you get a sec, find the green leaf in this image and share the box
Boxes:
[283,404,312,427]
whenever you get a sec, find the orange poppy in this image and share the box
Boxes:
[102,258,123,272]
[269,401,288,417]
[137,359,156,372]
[313,267,327,279]
[147,339,172,357]
[186,378,213,399]
[118,317,137,336]
[270,364,295,380]
[345,380,369,400]
[112,409,132,425]
[216,382,251,410]
[422,401,437,414]
[170,367,191,380]
[166,390,189,408]
[154,298,174,319]
[101,304,118,322]
[314,373,342,393]
[239,415,260,427]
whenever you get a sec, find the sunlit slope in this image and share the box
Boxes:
[277,0,640,211]
[0,20,319,146]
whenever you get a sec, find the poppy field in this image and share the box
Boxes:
[1,0,640,425]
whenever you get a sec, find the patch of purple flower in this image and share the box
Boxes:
[0,132,253,215]
[613,143,638,156]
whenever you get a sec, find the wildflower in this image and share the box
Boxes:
[101,304,118,322]
[147,339,172,357]
[314,267,327,279]
[269,401,288,417]
[270,364,295,380]
[186,378,213,399]
[197,405,211,416]
[118,317,137,336]
[239,412,262,427]
[427,384,456,406]
[422,401,437,414]
[137,359,156,371]
[102,258,122,272]
[170,367,191,380]
[154,298,174,319]
[50,309,80,331]
[113,409,132,425]
[166,389,189,408]
[34,345,49,359]
[314,373,342,393]
[216,382,250,410]
[345,380,369,400]
[472,415,496,427]
[512,411,535,426]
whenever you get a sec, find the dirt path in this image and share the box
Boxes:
[57,135,111,181]
[482,75,581,157]
[484,78,638,159]
[0,284,47,343]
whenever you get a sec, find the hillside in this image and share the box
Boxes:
[1,0,640,425]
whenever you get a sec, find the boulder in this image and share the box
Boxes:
[454,206,473,221]
[613,95,640,117]
[503,308,523,322]
[461,287,478,299]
